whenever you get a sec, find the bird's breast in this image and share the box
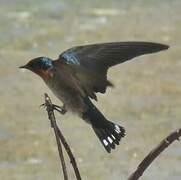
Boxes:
[45,73,86,115]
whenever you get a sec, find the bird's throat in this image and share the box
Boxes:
[33,68,53,81]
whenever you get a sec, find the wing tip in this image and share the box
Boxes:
[139,42,169,52]
[158,43,169,51]
[141,42,169,53]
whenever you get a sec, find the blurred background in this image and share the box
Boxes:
[0,0,180,179]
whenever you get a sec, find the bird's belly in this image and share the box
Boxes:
[45,80,85,115]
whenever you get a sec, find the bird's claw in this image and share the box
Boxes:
[53,104,67,115]
[40,103,67,115]
[40,103,46,108]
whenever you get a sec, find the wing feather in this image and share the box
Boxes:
[59,42,169,98]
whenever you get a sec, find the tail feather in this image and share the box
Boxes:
[82,97,126,153]
[93,121,125,153]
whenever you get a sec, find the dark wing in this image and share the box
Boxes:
[60,42,169,73]
[59,42,169,98]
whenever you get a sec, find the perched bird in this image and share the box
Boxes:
[20,42,169,153]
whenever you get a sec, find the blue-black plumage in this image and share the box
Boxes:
[20,41,169,153]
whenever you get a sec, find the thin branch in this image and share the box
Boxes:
[56,128,82,180]
[44,93,82,180]
[128,128,181,180]
[44,93,68,180]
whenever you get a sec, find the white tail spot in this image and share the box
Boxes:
[115,125,121,133]
[103,139,108,146]
[111,134,116,139]
[115,129,120,134]
[107,136,113,143]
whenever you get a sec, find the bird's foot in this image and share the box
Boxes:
[40,103,67,115]
[40,103,46,108]
[53,104,67,115]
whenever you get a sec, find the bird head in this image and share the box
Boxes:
[20,57,53,79]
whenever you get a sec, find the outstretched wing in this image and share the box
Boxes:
[60,42,168,73]
[59,42,169,99]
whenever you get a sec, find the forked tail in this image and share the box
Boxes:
[82,97,126,153]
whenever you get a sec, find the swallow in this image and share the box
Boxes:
[20,42,169,153]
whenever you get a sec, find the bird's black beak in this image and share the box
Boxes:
[19,65,28,69]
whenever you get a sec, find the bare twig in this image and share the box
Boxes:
[44,93,82,180]
[128,128,181,180]
[56,128,82,180]
[44,93,68,180]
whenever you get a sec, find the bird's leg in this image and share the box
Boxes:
[40,103,67,115]
[53,104,67,115]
